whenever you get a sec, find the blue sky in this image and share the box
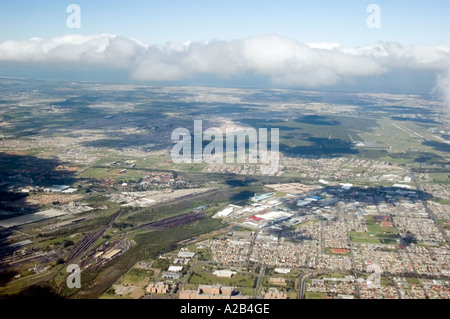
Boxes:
[0,0,449,100]
[0,0,449,45]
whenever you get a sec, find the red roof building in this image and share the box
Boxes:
[331,248,348,254]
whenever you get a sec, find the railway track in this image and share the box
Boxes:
[64,209,123,266]
[134,211,207,231]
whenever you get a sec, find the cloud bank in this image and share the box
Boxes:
[0,34,449,107]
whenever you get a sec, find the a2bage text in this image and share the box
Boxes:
[180,303,270,316]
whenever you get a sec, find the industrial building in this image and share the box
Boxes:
[146,282,169,294]
[179,285,247,299]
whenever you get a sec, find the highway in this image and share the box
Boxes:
[246,230,258,265]
[298,271,307,299]
[347,225,361,299]
[410,171,450,245]
[253,265,266,298]
[298,271,315,299]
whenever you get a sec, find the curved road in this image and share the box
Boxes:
[298,271,312,299]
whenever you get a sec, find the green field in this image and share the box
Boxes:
[350,231,399,245]
[357,120,449,165]
[315,273,353,279]
[405,278,421,285]
[349,216,400,245]
[439,220,450,230]
[121,268,154,284]
[365,216,398,235]
[82,167,144,182]
[430,173,450,184]
[305,291,327,299]
[434,199,450,205]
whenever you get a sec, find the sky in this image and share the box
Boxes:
[1,0,449,45]
[0,0,449,103]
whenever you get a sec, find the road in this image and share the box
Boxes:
[246,230,258,265]
[410,170,450,245]
[252,265,266,299]
[347,233,361,299]
[252,265,266,298]
[297,271,308,299]
[174,260,199,297]
[320,220,325,254]
[391,276,402,299]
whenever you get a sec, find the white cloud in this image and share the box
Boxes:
[434,70,450,117]
[306,42,341,50]
[0,34,449,108]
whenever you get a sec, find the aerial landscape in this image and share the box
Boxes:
[0,1,449,303]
